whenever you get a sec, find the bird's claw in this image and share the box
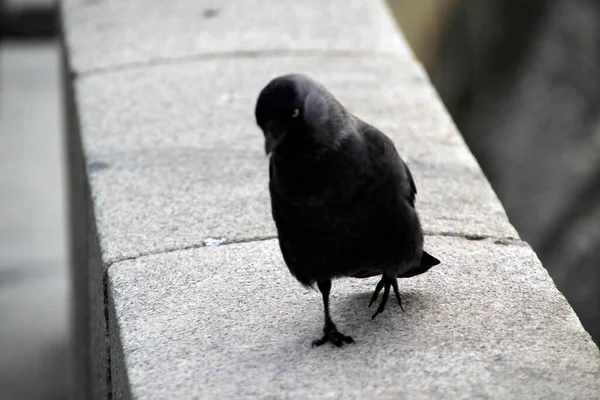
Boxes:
[369,276,404,318]
[312,331,354,347]
[368,278,385,308]
[390,277,405,312]
[312,323,355,347]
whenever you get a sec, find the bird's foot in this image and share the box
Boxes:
[368,275,404,319]
[390,276,405,312]
[312,321,354,347]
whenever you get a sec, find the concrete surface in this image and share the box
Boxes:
[60,0,408,74]
[77,56,515,264]
[108,237,600,399]
[0,42,69,399]
[58,0,600,398]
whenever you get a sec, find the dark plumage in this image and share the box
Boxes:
[255,74,440,347]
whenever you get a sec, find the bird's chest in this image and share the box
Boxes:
[270,155,350,205]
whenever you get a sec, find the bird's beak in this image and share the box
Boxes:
[264,120,284,155]
[265,130,276,155]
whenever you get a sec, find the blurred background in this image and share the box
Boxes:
[1,0,599,398]
[0,0,68,399]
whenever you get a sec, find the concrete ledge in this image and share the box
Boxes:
[61,0,409,73]
[108,238,600,398]
[59,0,600,398]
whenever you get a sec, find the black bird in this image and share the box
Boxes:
[255,74,440,347]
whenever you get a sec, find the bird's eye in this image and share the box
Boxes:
[291,108,300,118]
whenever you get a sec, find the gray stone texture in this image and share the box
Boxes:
[108,237,600,399]
[61,0,409,73]
[77,56,516,264]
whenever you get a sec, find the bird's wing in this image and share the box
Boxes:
[402,161,417,208]
[361,123,417,208]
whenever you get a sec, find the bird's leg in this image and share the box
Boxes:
[312,279,355,347]
[369,275,403,319]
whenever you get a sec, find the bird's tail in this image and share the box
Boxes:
[350,251,441,279]
[421,251,440,267]
[397,251,440,278]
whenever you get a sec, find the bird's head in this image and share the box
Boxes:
[255,74,347,156]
